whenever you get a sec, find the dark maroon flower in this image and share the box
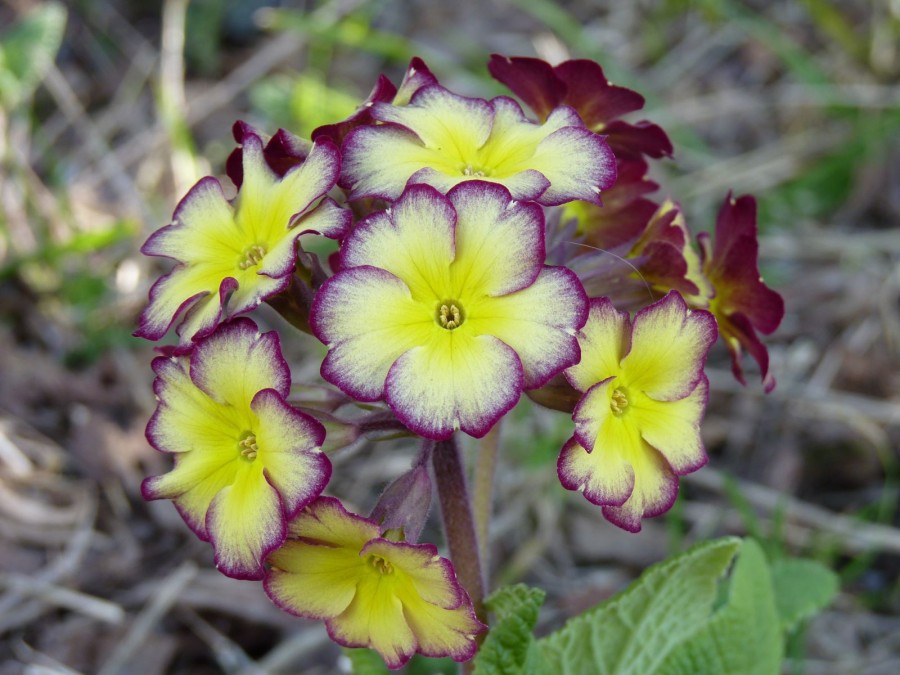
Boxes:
[698,194,785,392]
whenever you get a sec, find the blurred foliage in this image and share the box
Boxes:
[250,72,359,139]
[0,2,66,108]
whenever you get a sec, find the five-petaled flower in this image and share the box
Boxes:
[311,181,589,440]
[340,83,616,206]
[135,128,350,350]
[558,292,716,532]
[142,318,331,579]
[265,496,485,670]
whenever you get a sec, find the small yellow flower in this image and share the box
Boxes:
[142,319,331,579]
[136,129,349,349]
[265,497,485,669]
[558,292,716,532]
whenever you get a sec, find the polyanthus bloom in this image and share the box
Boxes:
[265,497,485,669]
[691,194,784,392]
[487,54,673,161]
[311,181,589,440]
[558,292,716,532]
[135,128,350,349]
[340,83,616,206]
[142,318,331,579]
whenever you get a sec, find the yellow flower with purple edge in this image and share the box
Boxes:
[264,497,485,670]
[340,82,616,206]
[558,291,716,532]
[135,128,350,349]
[310,181,589,440]
[141,318,331,579]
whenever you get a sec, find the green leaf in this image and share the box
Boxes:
[343,647,390,675]
[473,584,546,675]
[538,537,741,675]
[771,558,839,632]
[0,2,67,107]
[660,539,782,675]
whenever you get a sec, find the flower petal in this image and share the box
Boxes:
[385,332,523,440]
[312,266,433,402]
[398,594,482,663]
[526,116,616,206]
[205,460,286,579]
[487,54,566,120]
[290,196,351,241]
[285,496,380,548]
[174,278,236,346]
[251,389,330,518]
[446,181,544,297]
[374,85,493,155]
[624,291,717,401]
[190,318,291,404]
[141,177,239,263]
[600,445,679,533]
[265,540,365,619]
[565,297,630,393]
[362,540,462,610]
[224,270,290,319]
[145,355,245,454]
[236,135,339,247]
[340,184,455,302]
[135,265,223,341]
[557,434,634,507]
[328,574,417,669]
[471,266,587,388]
[142,449,239,540]
[571,377,615,453]
[634,377,709,475]
[341,123,439,200]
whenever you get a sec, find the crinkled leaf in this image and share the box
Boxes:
[659,539,782,675]
[0,2,66,107]
[538,537,740,675]
[770,557,839,632]
[473,584,546,675]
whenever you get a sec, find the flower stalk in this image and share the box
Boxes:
[432,436,487,635]
[473,423,501,571]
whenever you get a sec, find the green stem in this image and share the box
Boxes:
[472,423,500,573]
[432,436,487,631]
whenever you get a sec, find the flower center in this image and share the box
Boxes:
[369,555,394,575]
[238,244,267,270]
[462,165,487,177]
[238,431,259,461]
[437,301,465,330]
[610,387,629,416]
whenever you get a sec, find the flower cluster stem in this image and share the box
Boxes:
[432,436,487,636]
[472,423,500,571]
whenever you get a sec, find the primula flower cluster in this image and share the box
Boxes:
[136,53,784,669]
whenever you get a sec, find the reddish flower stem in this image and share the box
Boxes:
[432,436,487,639]
[472,423,500,571]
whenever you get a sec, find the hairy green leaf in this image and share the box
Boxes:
[538,537,740,675]
[473,584,546,675]
[660,539,782,675]
[771,558,839,631]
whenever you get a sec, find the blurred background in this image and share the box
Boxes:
[0,0,898,672]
